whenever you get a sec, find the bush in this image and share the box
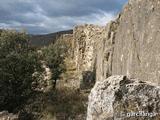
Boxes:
[42,37,69,88]
[0,30,43,112]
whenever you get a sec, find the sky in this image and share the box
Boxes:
[0,0,128,34]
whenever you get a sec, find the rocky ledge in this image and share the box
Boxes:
[87,75,160,120]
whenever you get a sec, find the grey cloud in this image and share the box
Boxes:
[0,0,128,34]
[37,0,126,17]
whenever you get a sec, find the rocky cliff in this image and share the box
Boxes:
[112,0,160,85]
[72,0,160,85]
[95,21,119,81]
[84,0,160,119]
[73,24,104,89]
[44,0,160,118]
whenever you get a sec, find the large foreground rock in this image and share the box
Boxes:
[87,76,160,120]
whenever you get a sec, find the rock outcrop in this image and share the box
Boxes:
[0,111,18,120]
[72,20,120,87]
[95,20,119,81]
[85,0,160,119]
[75,0,159,85]
[112,0,160,85]
[87,75,160,120]
[73,24,104,89]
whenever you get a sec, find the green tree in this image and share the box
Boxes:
[42,38,69,88]
[0,30,43,111]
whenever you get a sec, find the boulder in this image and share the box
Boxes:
[87,75,160,120]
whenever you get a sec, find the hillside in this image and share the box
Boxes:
[29,30,73,47]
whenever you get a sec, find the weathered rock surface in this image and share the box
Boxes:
[87,75,160,120]
[0,111,18,120]
[75,0,160,119]
[73,24,104,89]
[95,20,119,81]
[85,0,160,85]
[112,0,160,84]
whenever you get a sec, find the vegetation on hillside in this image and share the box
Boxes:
[0,30,88,120]
[0,30,43,112]
[42,36,70,88]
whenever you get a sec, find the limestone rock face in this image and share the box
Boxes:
[92,0,160,85]
[112,0,160,84]
[87,75,160,120]
[95,21,119,81]
[0,111,18,120]
[73,24,104,88]
[72,0,160,87]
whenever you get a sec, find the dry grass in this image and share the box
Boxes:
[21,87,88,120]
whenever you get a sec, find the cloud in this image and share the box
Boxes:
[0,0,128,34]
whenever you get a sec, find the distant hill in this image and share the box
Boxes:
[0,29,73,47]
[29,30,73,47]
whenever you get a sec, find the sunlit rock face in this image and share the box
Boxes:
[73,0,160,86]
[72,23,118,88]
[91,0,160,85]
[73,24,104,89]
[112,0,160,84]
[87,75,160,120]
[73,0,160,119]
[95,20,119,81]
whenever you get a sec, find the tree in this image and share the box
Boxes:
[42,37,69,88]
[0,30,43,111]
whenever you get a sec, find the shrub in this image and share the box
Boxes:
[42,37,69,88]
[0,30,43,112]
